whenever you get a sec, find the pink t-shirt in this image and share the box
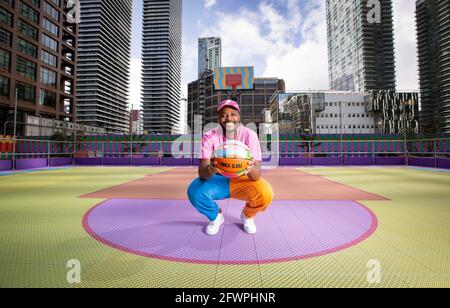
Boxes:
[201,125,262,161]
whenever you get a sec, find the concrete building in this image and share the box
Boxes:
[270,92,376,135]
[188,72,285,133]
[0,0,77,136]
[129,109,143,135]
[268,91,420,135]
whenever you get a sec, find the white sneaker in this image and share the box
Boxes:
[206,213,224,236]
[241,212,257,234]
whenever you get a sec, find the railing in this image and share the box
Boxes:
[0,137,449,169]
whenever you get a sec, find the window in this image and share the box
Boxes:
[41,50,57,67]
[43,18,59,36]
[1,0,14,8]
[44,2,59,21]
[29,0,40,7]
[16,56,36,80]
[0,27,12,46]
[17,38,37,57]
[16,82,35,103]
[0,75,9,97]
[20,2,39,24]
[42,34,58,51]
[0,7,13,27]
[50,0,60,6]
[41,67,56,87]
[0,48,10,70]
[39,89,56,108]
[18,20,38,41]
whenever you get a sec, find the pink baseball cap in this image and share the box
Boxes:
[218,100,240,113]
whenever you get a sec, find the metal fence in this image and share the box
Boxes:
[1,136,449,163]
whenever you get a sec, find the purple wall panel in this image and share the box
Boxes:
[375,157,405,165]
[311,157,341,166]
[0,160,12,171]
[437,158,450,169]
[16,159,47,170]
[49,158,73,166]
[409,157,436,168]
[103,158,131,166]
[75,158,103,165]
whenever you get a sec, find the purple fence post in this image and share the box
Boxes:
[47,141,50,167]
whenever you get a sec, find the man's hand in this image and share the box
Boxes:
[209,159,219,174]
[199,159,218,180]
[246,160,261,181]
[245,160,255,175]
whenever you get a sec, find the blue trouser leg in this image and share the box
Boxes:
[187,175,231,221]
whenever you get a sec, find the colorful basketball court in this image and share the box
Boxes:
[0,166,448,288]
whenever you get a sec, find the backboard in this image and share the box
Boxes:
[213,67,254,91]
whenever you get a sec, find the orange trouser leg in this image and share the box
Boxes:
[230,176,275,219]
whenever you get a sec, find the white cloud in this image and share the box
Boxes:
[198,0,328,90]
[188,0,421,92]
[129,58,142,110]
[204,0,217,9]
[393,0,419,90]
[265,1,328,90]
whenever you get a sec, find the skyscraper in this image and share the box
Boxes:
[0,0,77,136]
[416,0,450,133]
[326,0,396,92]
[76,0,132,134]
[198,37,221,78]
[142,0,182,134]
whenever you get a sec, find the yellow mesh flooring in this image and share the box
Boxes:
[0,166,448,288]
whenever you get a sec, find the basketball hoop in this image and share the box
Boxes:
[226,74,243,101]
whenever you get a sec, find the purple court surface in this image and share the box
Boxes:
[83,199,377,265]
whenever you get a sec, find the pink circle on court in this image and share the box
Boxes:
[83,199,378,265]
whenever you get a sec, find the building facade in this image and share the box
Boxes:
[142,0,182,134]
[326,0,396,92]
[76,0,132,134]
[366,90,420,134]
[0,0,77,136]
[198,37,221,78]
[416,0,450,133]
[129,109,143,135]
[188,73,285,133]
[270,92,376,135]
[269,91,419,135]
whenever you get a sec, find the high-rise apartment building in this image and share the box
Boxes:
[326,0,396,92]
[142,0,182,134]
[76,0,132,134]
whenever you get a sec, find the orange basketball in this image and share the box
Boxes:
[213,157,251,176]
[212,140,253,178]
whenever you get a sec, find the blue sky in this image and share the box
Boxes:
[129,0,419,108]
